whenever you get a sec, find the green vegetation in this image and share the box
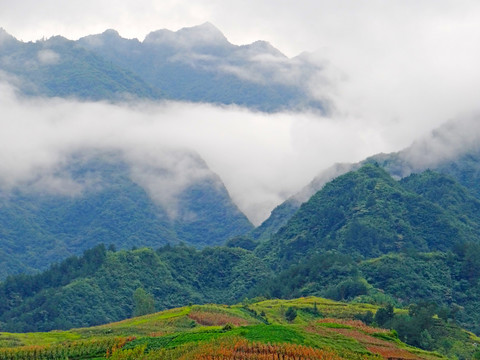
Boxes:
[256,165,480,267]
[0,297,462,359]
[0,25,324,112]
[285,307,297,322]
[3,164,480,358]
[133,288,156,317]
[0,155,253,279]
[0,245,269,332]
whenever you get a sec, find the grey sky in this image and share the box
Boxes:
[1,1,480,223]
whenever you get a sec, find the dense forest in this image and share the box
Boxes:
[0,154,252,279]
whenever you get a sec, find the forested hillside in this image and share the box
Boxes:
[253,122,480,242]
[0,153,252,279]
[0,244,269,332]
[0,24,324,112]
[256,165,480,266]
[253,166,480,335]
[4,164,480,342]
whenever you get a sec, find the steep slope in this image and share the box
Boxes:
[252,167,480,334]
[256,165,478,268]
[0,152,252,279]
[4,165,480,346]
[252,163,356,241]
[255,117,480,238]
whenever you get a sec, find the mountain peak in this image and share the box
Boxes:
[144,22,230,49]
[242,40,286,58]
[78,29,139,48]
[101,29,121,38]
[0,28,17,45]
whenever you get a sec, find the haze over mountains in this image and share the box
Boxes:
[3,23,480,358]
[0,23,324,111]
[0,152,252,279]
[1,22,480,275]
[254,115,480,240]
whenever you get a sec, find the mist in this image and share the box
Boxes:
[0,80,440,225]
[2,3,480,224]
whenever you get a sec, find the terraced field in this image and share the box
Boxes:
[1,297,473,359]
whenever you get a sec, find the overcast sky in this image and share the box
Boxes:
[1,1,480,223]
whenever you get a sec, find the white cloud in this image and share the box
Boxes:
[2,1,480,222]
[0,81,430,224]
[37,49,60,65]
[2,2,480,130]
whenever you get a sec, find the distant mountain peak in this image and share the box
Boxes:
[0,28,17,44]
[144,22,231,49]
[101,29,121,38]
[78,28,141,48]
[242,40,286,58]
[179,21,225,39]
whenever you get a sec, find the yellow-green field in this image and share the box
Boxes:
[0,296,474,359]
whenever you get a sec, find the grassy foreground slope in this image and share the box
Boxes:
[2,297,477,360]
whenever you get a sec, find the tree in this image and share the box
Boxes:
[133,288,155,317]
[312,302,320,316]
[355,310,374,325]
[285,307,297,322]
[374,304,394,326]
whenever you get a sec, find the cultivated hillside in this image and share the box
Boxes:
[2,297,474,359]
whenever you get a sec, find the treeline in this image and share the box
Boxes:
[0,245,108,303]
[354,302,471,357]
[252,245,480,334]
[0,244,269,332]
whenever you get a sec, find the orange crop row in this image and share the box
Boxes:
[188,310,249,326]
[316,319,389,334]
[193,338,346,360]
[366,345,420,360]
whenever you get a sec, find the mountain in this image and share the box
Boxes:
[0,152,253,279]
[254,117,480,240]
[255,165,480,268]
[0,24,325,112]
[0,33,160,100]
[4,164,480,332]
[252,166,480,333]
[252,163,356,241]
[5,163,480,358]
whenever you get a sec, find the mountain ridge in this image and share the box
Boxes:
[253,116,480,241]
[0,24,325,112]
[0,151,253,279]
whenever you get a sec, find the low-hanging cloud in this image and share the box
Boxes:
[1,2,480,224]
[399,114,480,172]
[0,80,435,225]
